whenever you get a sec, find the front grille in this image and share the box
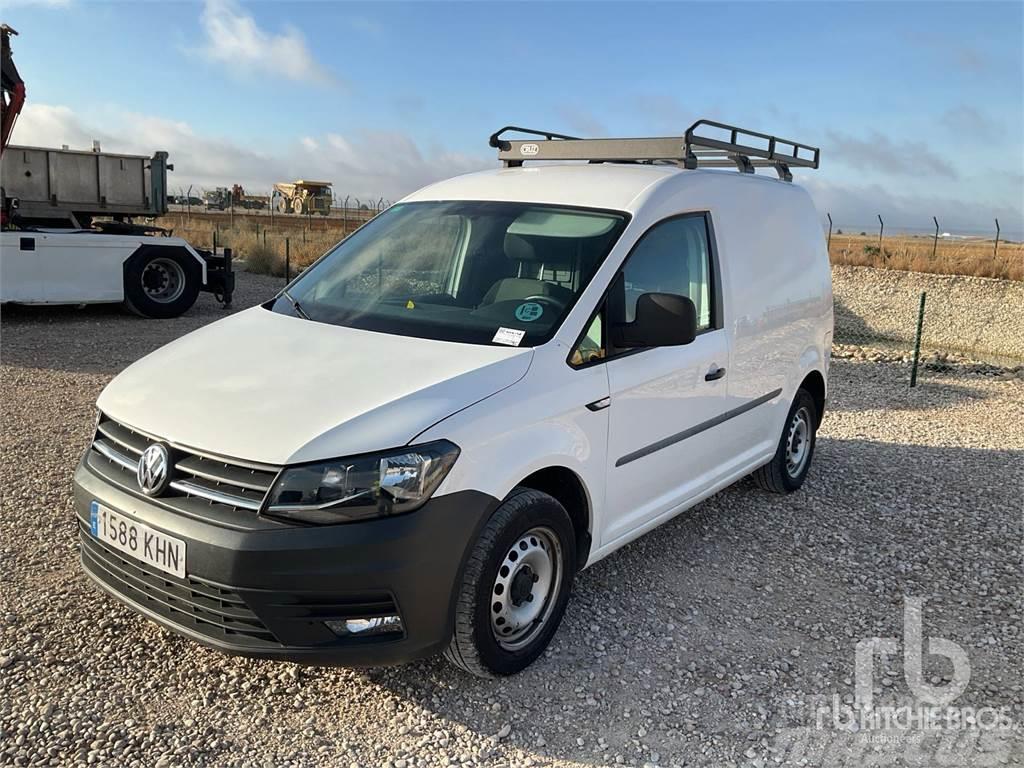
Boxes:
[79,522,279,648]
[89,416,278,515]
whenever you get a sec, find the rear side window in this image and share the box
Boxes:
[617,215,713,330]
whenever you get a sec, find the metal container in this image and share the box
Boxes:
[1,144,171,225]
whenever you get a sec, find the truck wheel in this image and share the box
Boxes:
[445,488,576,678]
[292,198,304,215]
[752,388,818,493]
[277,197,289,214]
[123,247,201,319]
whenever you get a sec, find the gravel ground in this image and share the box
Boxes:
[832,265,1024,363]
[2,273,1022,768]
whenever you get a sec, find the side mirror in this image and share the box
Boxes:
[611,292,697,348]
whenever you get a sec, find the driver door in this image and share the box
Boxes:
[595,214,734,547]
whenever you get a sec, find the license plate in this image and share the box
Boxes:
[89,501,186,579]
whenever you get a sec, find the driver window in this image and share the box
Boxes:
[569,213,715,368]
[617,215,712,329]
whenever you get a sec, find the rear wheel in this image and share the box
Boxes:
[753,388,818,493]
[445,488,576,677]
[123,247,201,319]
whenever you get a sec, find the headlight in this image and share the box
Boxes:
[264,440,460,524]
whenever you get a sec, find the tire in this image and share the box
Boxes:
[753,388,818,493]
[445,488,577,678]
[123,246,202,319]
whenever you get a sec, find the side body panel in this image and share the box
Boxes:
[417,339,610,544]
[0,233,207,304]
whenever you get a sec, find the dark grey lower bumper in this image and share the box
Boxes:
[74,461,498,665]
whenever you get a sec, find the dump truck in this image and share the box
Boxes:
[272,180,332,215]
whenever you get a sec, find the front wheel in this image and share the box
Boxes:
[445,488,576,677]
[752,388,818,493]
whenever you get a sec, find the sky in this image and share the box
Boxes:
[5,0,1024,238]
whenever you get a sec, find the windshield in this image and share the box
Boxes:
[270,201,628,346]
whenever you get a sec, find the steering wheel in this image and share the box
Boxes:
[521,294,567,309]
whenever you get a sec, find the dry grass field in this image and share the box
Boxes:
[828,232,1023,281]
[156,213,349,277]
[158,212,1023,282]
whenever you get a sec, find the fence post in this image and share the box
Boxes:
[212,228,217,254]
[826,212,832,251]
[285,237,290,283]
[993,218,1001,259]
[877,214,884,254]
[910,291,927,388]
[932,216,939,259]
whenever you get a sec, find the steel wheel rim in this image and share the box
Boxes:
[785,406,811,478]
[142,258,186,304]
[490,526,563,651]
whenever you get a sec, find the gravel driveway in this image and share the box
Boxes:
[2,274,1022,767]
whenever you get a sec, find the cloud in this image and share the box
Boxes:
[940,105,1005,142]
[826,130,957,179]
[629,94,691,134]
[802,177,1022,239]
[952,46,987,74]
[553,107,607,138]
[197,0,336,85]
[13,102,491,203]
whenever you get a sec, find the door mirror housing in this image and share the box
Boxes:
[611,292,697,348]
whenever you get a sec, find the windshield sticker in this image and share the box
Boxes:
[514,302,544,322]
[406,299,415,309]
[492,327,526,347]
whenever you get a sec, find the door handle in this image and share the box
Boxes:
[705,366,727,382]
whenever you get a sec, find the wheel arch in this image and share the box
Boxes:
[514,465,592,569]
[798,369,827,427]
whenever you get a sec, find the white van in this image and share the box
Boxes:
[75,122,832,677]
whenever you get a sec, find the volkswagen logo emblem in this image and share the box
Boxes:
[137,443,171,496]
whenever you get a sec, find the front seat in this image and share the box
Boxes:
[480,234,574,306]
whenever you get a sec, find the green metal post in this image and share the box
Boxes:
[910,291,927,388]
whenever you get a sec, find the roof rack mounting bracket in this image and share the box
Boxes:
[774,162,793,182]
[733,154,756,174]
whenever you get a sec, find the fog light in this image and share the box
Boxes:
[325,615,403,638]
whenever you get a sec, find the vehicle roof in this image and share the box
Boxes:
[403,163,796,212]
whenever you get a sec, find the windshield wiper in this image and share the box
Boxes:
[281,289,311,321]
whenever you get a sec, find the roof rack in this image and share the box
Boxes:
[488,119,820,182]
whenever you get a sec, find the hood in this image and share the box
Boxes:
[97,307,533,465]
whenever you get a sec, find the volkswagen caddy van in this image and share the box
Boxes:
[75,122,833,677]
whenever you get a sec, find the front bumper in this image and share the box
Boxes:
[74,460,497,665]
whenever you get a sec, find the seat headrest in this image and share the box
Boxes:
[504,233,537,262]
